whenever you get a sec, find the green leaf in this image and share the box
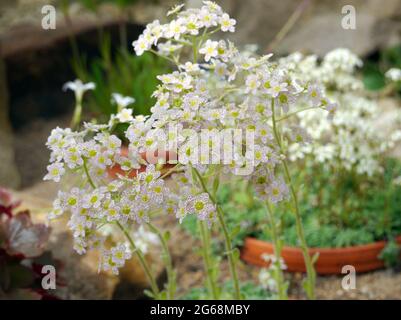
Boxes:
[363,64,385,91]
[230,225,241,239]
[143,289,155,299]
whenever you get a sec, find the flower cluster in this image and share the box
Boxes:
[280,48,363,92]
[129,3,334,206]
[44,119,170,274]
[133,2,236,56]
[281,49,401,176]
[45,2,333,283]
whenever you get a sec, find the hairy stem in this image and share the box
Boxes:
[146,222,176,300]
[116,221,160,299]
[265,201,287,299]
[271,99,316,299]
[191,166,241,300]
[71,100,82,130]
[83,157,96,189]
[199,220,219,299]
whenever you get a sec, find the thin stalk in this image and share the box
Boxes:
[116,221,160,299]
[276,106,318,122]
[271,99,316,299]
[83,157,96,189]
[199,220,219,299]
[71,99,82,130]
[265,201,287,299]
[193,38,198,63]
[146,222,176,300]
[149,49,179,67]
[191,166,241,300]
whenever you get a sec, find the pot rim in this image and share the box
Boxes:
[243,235,401,254]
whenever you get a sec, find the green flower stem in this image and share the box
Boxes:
[83,157,96,189]
[199,220,219,299]
[149,49,179,67]
[276,106,319,122]
[192,166,241,300]
[265,201,287,300]
[271,99,316,299]
[192,38,198,63]
[116,221,160,299]
[146,222,176,300]
[71,99,82,130]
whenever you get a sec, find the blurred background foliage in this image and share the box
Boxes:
[60,0,169,121]
[363,44,401,94]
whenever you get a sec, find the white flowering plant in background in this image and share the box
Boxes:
[44,2,336,300]
[248,49,401,263]
[280,48,401,176]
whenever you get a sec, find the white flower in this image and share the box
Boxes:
[185,193,216,226]
[132,35,152,56]
[112,93,135,110]
[219,13,236,32]
[83,189,104,209]
[100,243,132,275]
[138,164,161,185]
[385,68,401,82]
[183,93,204,111]
[306,83,322,106]
[145,20,164,44]
[116,108,134,123]
[199,40,218,62]
[245,74,261,94]
[266,79,288,98]
[44,162,65,182]
[157,41,183,55]
[111,243,132,265]
[266,177,289,204]
[63,79,95,102]
[132,226,160,254]
[165,18,187,40]
[73,237,87,255]
[199,7,218,27]
[181,62,200,73]
[213,61,228,78]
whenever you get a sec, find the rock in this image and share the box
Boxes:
[0,58,21,189]
[189,0,401,57]
[278,0,401,57]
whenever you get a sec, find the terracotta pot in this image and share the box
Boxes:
[240,236,401,274]
[107,147,176,179]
